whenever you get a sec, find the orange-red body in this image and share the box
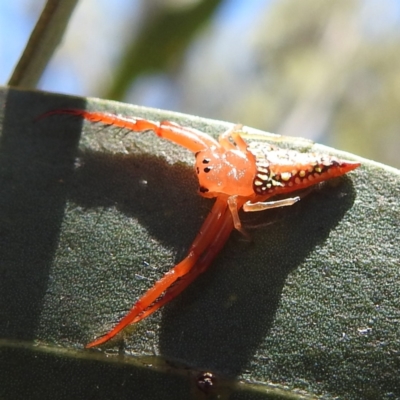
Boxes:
[43,109,360,348]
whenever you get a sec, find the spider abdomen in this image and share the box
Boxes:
[250,145,357,196]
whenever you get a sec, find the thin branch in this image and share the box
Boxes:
[8,0,79,88]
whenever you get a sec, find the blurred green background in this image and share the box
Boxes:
[2,0,400,167]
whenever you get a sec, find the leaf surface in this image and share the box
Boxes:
[1,86,399,399]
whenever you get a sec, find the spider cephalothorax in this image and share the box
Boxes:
[195,147,256,198]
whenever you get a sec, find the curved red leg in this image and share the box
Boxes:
[86,197,230,348]
[41,109,219,153]
[130,204,235,324]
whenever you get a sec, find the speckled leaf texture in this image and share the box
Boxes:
[1,86,399,400]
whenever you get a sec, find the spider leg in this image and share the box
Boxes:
[230,132,248,152]
[243,196,300,212]
[227,195,251,239]
[240,131,314,146]
[218,124,242,149]
[227,195,243,231]
[131,205,234,324]
[86,197,230,348]
[244,182,338,213]
[218,124,249,153]
[41,109,219,153]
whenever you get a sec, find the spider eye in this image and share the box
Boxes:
[202,158,210,164]
[199,186,209,193]
[203,167,211,173]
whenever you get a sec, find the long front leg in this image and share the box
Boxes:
[130,204,235,325]
[41,109,220,153]
[86,197,230,348]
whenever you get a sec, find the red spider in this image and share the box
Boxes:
[44,109,360,348]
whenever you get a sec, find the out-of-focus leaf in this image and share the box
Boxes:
[105,0,223,100]
[0,86,399,399]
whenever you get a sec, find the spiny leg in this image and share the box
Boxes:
[41,109,219,153]
[86,197,229,348]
